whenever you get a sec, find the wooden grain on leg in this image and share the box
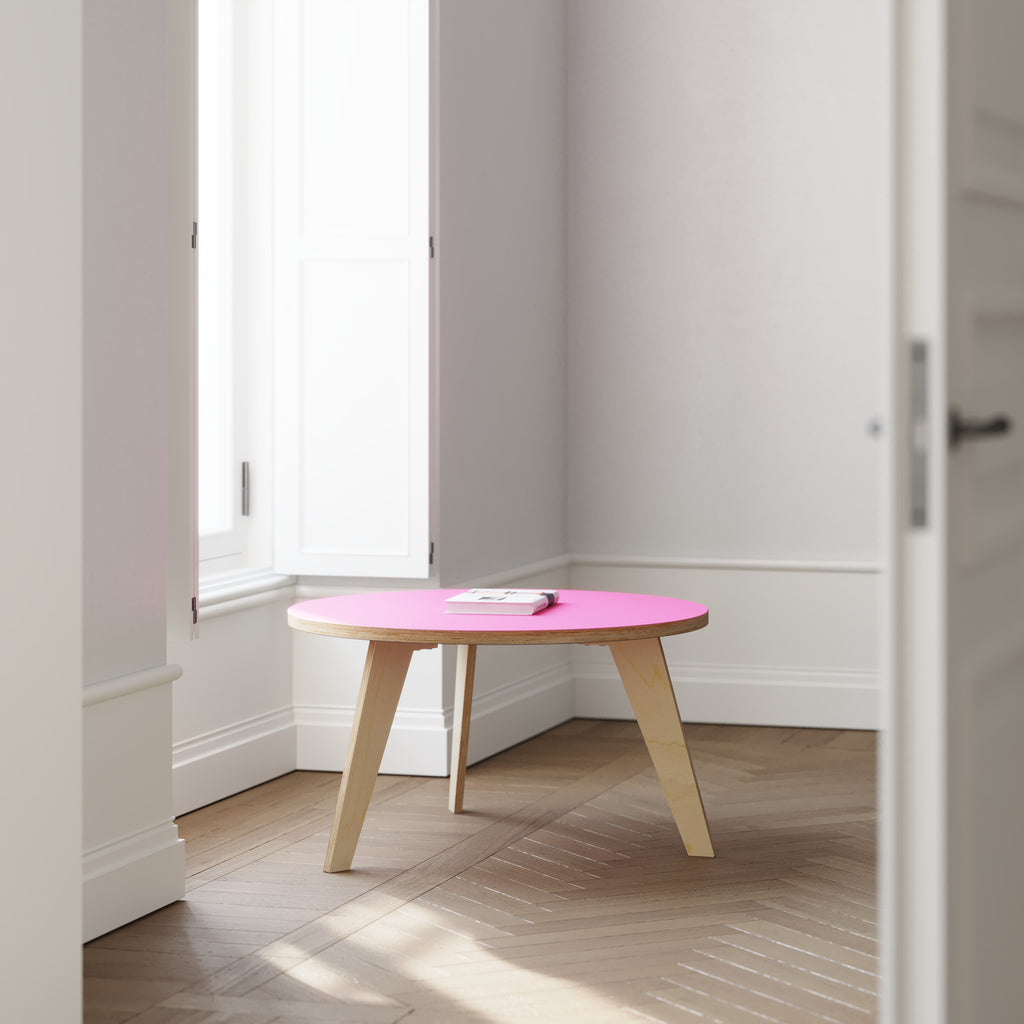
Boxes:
[448,644,477,813]
[608,637,714,857]
[323,641,433,872]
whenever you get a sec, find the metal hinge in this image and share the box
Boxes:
[191,595,198,626]
[241,461,251,516]
[191,221,198,249]
[429,235,435,258]
[429,541,435,565]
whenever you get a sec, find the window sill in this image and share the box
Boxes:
[198,568,297,621]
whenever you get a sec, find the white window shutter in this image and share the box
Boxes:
[272,0,430,578]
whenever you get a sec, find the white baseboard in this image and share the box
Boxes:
[185,558,879,819]
[173,707,296,815]
[570,558,882,731]
[295,705,450,776]
[294,658,576,777]
[573,661,879,730]
[83,821,185,942]
[463,659,576,766]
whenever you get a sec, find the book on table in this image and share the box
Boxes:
[444,589,560,615]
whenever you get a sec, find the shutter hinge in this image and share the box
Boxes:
[191,221,198,249]
[241,461,251,516]
[429,541,435,565]
[429,235,434,258]
[191,595,198,626]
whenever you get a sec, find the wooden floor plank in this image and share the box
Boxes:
[84,720,878,1023]
[689,944,876,1016]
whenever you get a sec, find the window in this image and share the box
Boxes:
[196,0,431,584]
[197,0,244,567]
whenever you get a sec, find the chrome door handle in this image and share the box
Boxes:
[949,408,1013,448]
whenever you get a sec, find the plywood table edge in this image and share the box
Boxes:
[286,610,709,646]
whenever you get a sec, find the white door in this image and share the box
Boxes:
[888,0,1024,1020]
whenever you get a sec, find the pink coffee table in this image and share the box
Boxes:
[288,589,713,872]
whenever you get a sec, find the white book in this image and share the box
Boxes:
[444,589,559,615]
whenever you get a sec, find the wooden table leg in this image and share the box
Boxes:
[607,637,714,857]
[323,640,431,872]
[448,644,477,813]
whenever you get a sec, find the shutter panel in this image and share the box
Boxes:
[273,0,430,578]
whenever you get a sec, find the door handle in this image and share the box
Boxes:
[949,408,1013,448]
[910,340,929,528]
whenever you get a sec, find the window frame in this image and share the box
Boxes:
[194,0,432,591]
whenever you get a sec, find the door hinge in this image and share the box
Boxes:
[429,235,435,258]
[191,221,198,249]
[429,541,435,565]
[241,461,251,517]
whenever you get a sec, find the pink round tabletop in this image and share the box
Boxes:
[288,589,708,645]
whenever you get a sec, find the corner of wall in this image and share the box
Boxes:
[82,673,184,942]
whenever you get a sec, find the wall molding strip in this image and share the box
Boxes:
[83,663,183,707]
[572,554,884,574]
[292,580,430,600]
[224,555,879,612]
[451,554,574,589]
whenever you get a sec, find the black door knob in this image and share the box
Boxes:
[949,408,1013,448]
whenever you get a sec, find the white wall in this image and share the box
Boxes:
[0,0,887,964]
[170,595,295,815]
[571,560,880,728]
[566,0,890,726]
[81,0,184,941]
[164,0,305,816]
[432,0,574,758]
[567,0,888,562]
[83,0,170,678]
[288,0,576,782]
[179,2,575,798]
[435,0,569,585]
[294,606,448,774]
[0,0,83,1015]
[176,0,892,827]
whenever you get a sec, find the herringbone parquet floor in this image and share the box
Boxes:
[85,720,878,1023]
